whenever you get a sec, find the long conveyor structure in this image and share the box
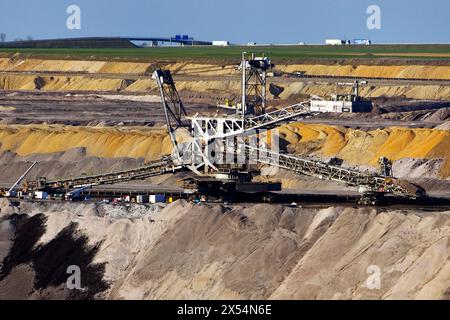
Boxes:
[25,157,181,191]
[244,145,423,198]
[24,143,423,199]
[21,53,426,202]
[190,102,311,140]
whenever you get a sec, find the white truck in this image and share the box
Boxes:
[212,40,229,47]
[354,39,372,45]
[325,39,349,45]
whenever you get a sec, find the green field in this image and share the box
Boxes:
[1,44,450,62]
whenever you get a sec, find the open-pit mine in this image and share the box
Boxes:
[0,51,449,300]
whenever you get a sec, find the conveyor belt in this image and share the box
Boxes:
[26,157,182,191]
[244,102,310,131]
[246,145,424,198]
[190,102,311,141]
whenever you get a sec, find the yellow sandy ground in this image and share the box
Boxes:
[0,125,172,161]
[0,106,16,111]
[2,74,450,100]
[1,57,450,79]
[0,58,235,76]
[278,123,450,177]
[277,64,450,79]
[0,124,449,177]
[2,58,450,99]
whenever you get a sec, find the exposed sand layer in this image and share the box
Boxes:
[0,74,126,91]
[280,83,450,101]
[0,58,149,74]
[0,106,15,111]
[2,58,450,79]
[2,74,450,101]
[0,125,172,161]
[2,58,450,100]
[166,80,450,101]
[278,123,450,178]
[0,124,449,179]
[1,199,449,300]
[276,64,450,80]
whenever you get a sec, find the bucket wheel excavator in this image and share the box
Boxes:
[23,53,426,204]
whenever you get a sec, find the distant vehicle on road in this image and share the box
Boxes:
[212,40,230,46]
[354,39,372,45]
[325,39,351,45]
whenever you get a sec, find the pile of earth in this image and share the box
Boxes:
[0,199,449,299]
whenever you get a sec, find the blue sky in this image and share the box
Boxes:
[0,0,449,44]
